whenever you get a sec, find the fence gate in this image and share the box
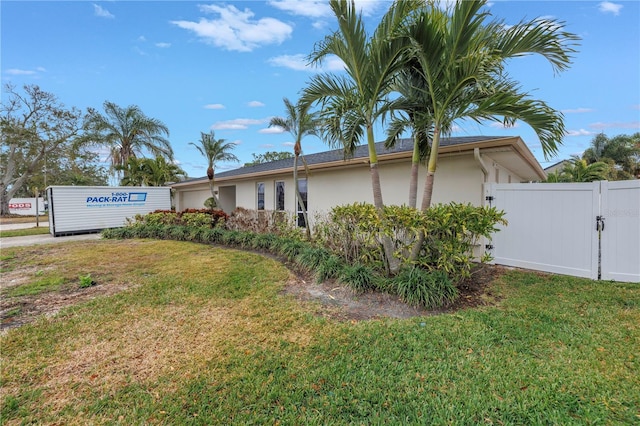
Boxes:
[485,181,640,283]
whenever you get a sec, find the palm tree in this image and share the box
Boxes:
[269,98,320,238]
[189,131,239,208]
[583,133,640,179]
[546,156,609,182]
[302,0,421,274]
[405,0,578,210]
[399,0,578,262]
[117,156,186,186]
[84,101,173,180]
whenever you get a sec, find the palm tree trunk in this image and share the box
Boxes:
[409,134,420,209]
[367,126,399,275]
[410,125,441,263]
[209,180,220,208]
[293,154,311,239]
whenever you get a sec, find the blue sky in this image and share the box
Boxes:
[2,0,639,178]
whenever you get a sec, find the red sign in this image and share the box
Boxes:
[9,203,32,209]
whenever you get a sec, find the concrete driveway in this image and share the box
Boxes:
[0,222,101,248]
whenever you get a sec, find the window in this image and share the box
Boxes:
[256,182,265,210]
[275,181,285,211]
[297,178,308,227]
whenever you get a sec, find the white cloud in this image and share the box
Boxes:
[268,1,332,18]
[211,118,268,130]
[590,121,640,129]
[155,42,171,48]
[6,68,37,75]
[93,4,115,19]
[632,104,640,110]
[204,103,225,110]
[282,142,295,147]
[137,36,147,42]
[269,0,383,19]
[561,107,594,114]
[231,139,242,145]
[248,101,265,107]
[268,53,345,72]
[171,4,292,52]
[260,144,275,148]
[259,127,285,134]
[598,1,623,15]
[566,129,594,137]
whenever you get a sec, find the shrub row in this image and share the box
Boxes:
[131,209,229,228]
[102,222,456,309]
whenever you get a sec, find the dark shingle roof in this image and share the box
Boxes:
[177,135,507,184]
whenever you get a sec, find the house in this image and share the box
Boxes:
[544,159,571,175]
[171,136,546,224]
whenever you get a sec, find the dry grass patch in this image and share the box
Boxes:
[1,240,321,423]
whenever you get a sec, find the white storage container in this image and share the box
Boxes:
[47,186,171,236]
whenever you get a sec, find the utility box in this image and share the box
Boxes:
[47,186,171,237]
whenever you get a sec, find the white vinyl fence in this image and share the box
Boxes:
[485,181,640,283]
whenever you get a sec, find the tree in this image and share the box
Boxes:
[189,131,239,207]
[12,146,108,196]
[118,156,186,186]
[244,151,293,166]
[545,156,609,182]
[399,0,578,262]
[1,84,84,215]
[303,0,421,274]
[583,133,640,180]
[269,97,320,238]
[84,101,173,180]
[405,0,577,210]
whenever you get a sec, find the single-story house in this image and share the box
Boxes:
[172,136,546,225]
[544,159,571,175]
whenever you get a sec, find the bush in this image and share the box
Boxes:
[314,202,505,282]
[316,255,344,282]
[251,233,278,250]
[295,246,332,272]
[226,208,303,240]
[338,263,379,294]
[393,267,457,309]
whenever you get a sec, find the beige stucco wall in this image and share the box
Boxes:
[175,151,531,217]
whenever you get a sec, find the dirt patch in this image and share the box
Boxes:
[1,280,137,333]
[283,264,504,321]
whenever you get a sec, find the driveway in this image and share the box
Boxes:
[0,222,101,248]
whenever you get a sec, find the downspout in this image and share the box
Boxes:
[474,147,491,261]
[474,147,489,186]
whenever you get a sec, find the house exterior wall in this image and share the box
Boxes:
[174,152,527,217]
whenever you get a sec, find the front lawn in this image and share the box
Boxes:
[1,240,638,424]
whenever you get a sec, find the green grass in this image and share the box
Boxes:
[0,227,50,238]
[5,275,65,297]
[1,240,638,425]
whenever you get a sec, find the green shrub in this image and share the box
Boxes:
[251,233,278,250]
[221,230,242,246]
[314,202,505,282]
[316,255,344,282]
[277,239,306,261]
[295,246,332,272]
[338,263,378,294]
[78,273,95,288]
[181,212,211,228]
[203,227,225,244]
[393,267,457,309]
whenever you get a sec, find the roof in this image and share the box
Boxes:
[174,135,526,186]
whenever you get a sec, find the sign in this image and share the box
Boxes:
[8,198,46,216]
[85,191,148,208]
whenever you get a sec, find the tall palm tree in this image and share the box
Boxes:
[189,131,239,208]
[406,0,578,210]
[400,0,579,262]
[302,0,421,274]
[269,97,320,238]
[84,101,173,179]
